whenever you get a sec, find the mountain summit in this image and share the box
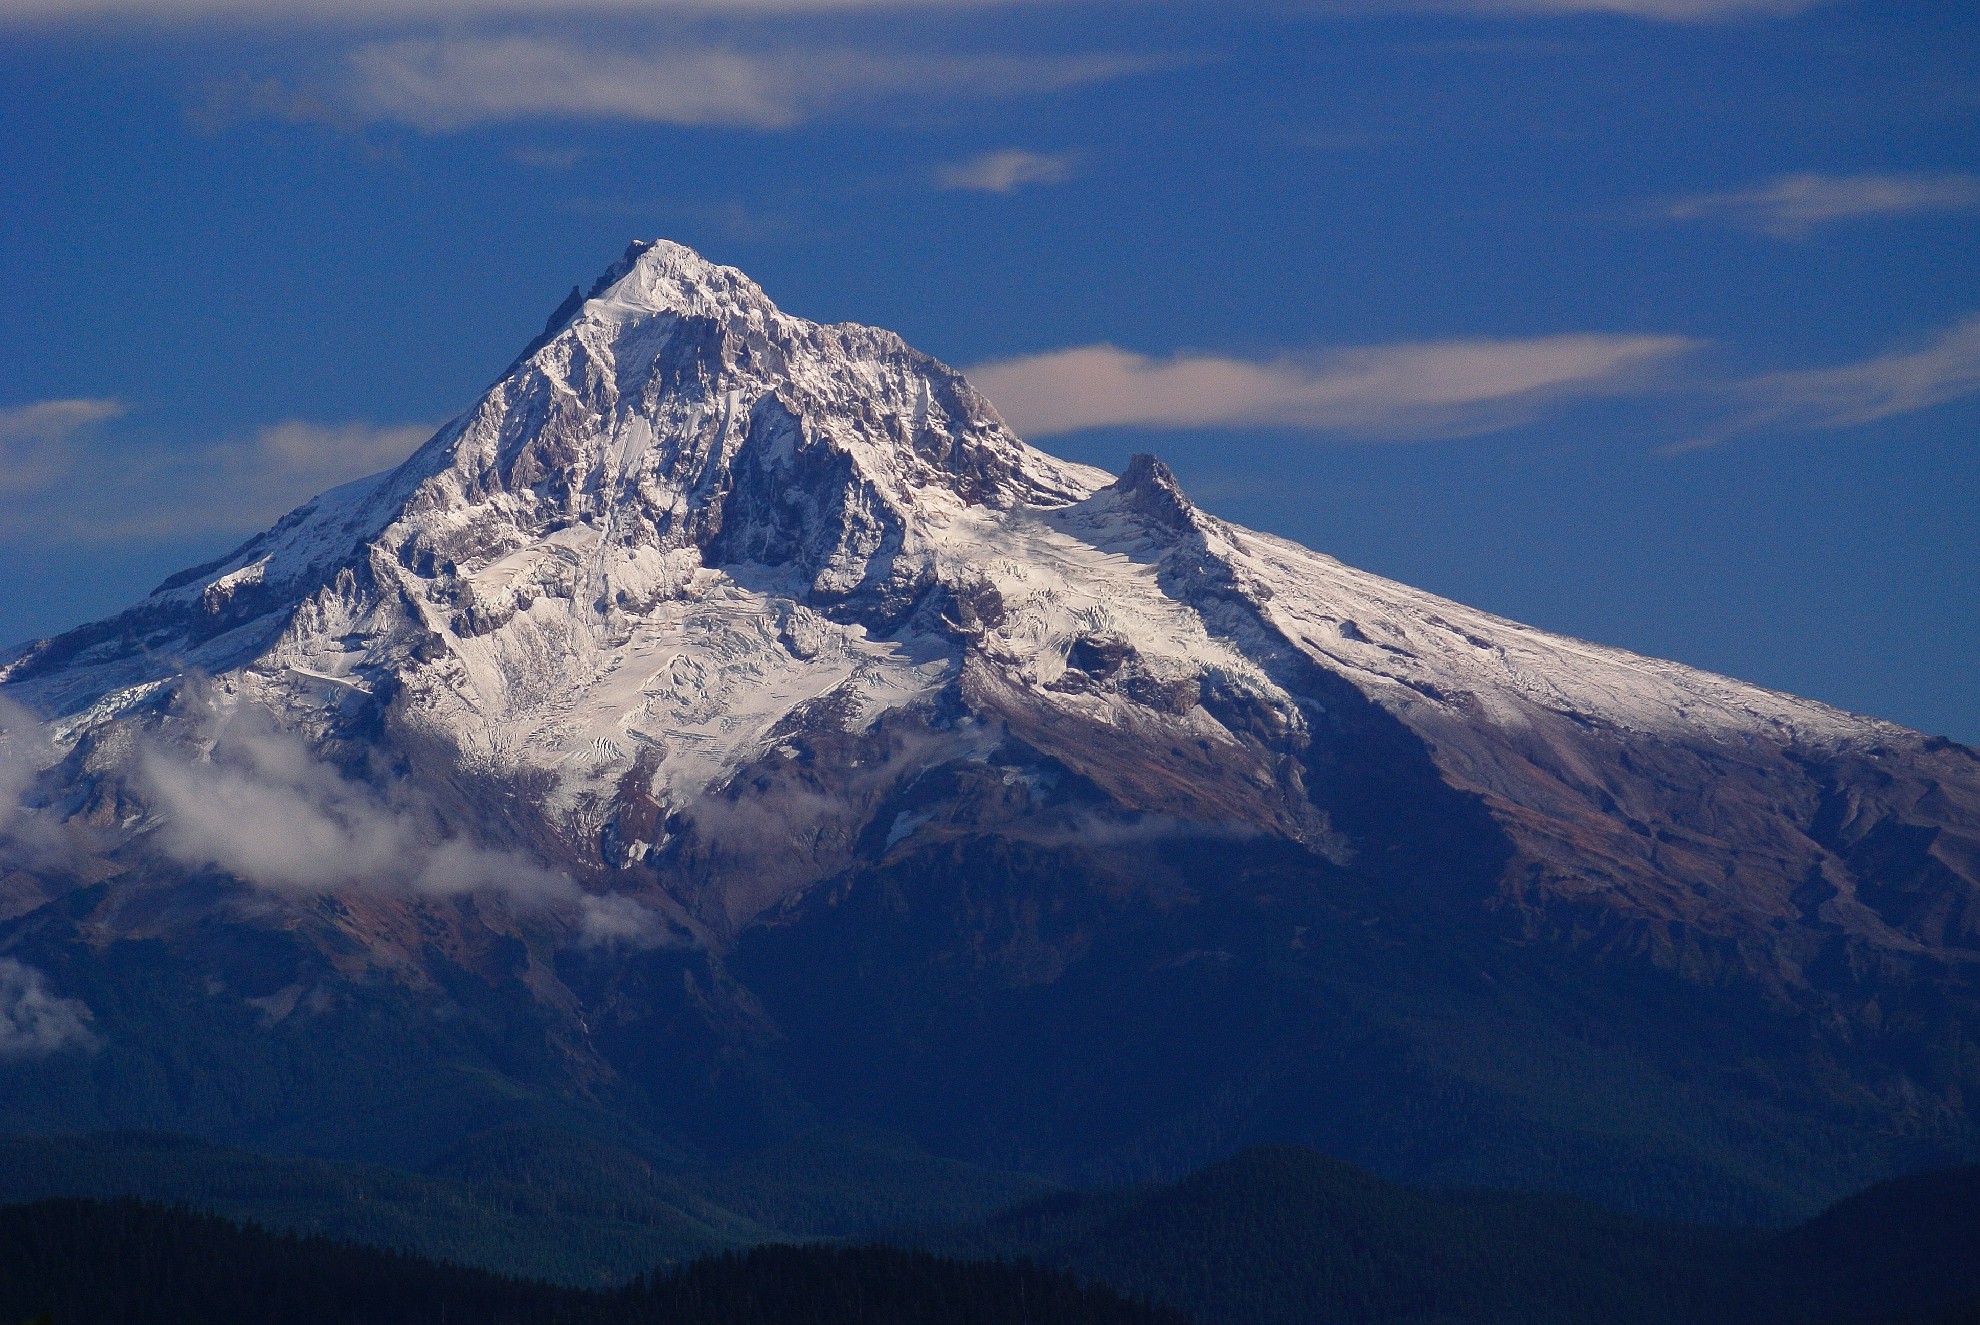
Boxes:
[2,241,1976,1218]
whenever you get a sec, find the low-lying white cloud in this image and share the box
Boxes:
[0,702,96,1053]
[968,334,1697,439]
[937,148,1074,193]
[0,697,49,841]
[136,702,672,944]
[348,37,1149,130]
[1664,172,1980,237]
[0,696,97,873]
[0,958,95,1059]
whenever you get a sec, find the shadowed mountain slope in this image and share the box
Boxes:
[899,1146,1980,1325]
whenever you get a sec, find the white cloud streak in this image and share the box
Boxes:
[3,0,1056,19]
[0,411,434,544]
[347,37,1150,130]
[243,418,434,486]
[1664,172,1980,237]
[0,958,95,1059]
[968,334,1697,439]
[1675,314,1980,450]
[0,0,1831,20]
[1310,0,1830,19]
[0,399,123,494]
[936,148,1074,193]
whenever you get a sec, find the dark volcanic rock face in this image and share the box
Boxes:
[0,240,1976,1220]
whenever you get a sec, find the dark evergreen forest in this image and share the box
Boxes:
[0,1200,1183,1325]
[896,1146,1980,1325]
[3,1142,1978,1325]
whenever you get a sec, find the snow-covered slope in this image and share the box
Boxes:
[3,240,1974,962]
[7,244,1092,830]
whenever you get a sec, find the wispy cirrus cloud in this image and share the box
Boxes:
[1673,314,1980,451]
[968,334,1697,440]
[937,148,1074,193]
[1311,0,1831,20]
[510,144,589,170]
[0,409,435,542]
[0,0,1051,19]
[346,38,1150,130]
[0,399,124,493]
[0,0,1832,19]
[236,418,434,484]
[1663,172,1980,238]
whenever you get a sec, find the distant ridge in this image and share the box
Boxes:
[0,1127,1053,1285]
[4,1141,1980,1325]
[898,1145,1980,1325]
[0,1198,1184,1325]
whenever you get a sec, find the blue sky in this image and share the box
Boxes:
[2,0,1976,740]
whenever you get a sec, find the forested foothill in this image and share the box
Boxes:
[2,1139,1977,1324]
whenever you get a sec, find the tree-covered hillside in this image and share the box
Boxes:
[896,1146,1980,1325]
[0,1199,1183,1325]
[0,1126,1052,1286]
[7,1137,1980,1325]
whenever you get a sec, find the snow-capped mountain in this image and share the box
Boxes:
[2,241,1976,1216]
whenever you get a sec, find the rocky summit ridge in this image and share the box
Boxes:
[1,240,1976,1215]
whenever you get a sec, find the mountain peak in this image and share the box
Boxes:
[486,238,1105,542]
[588,238,774,323]
[1106,453,1200,534]
[499,240,775,382]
